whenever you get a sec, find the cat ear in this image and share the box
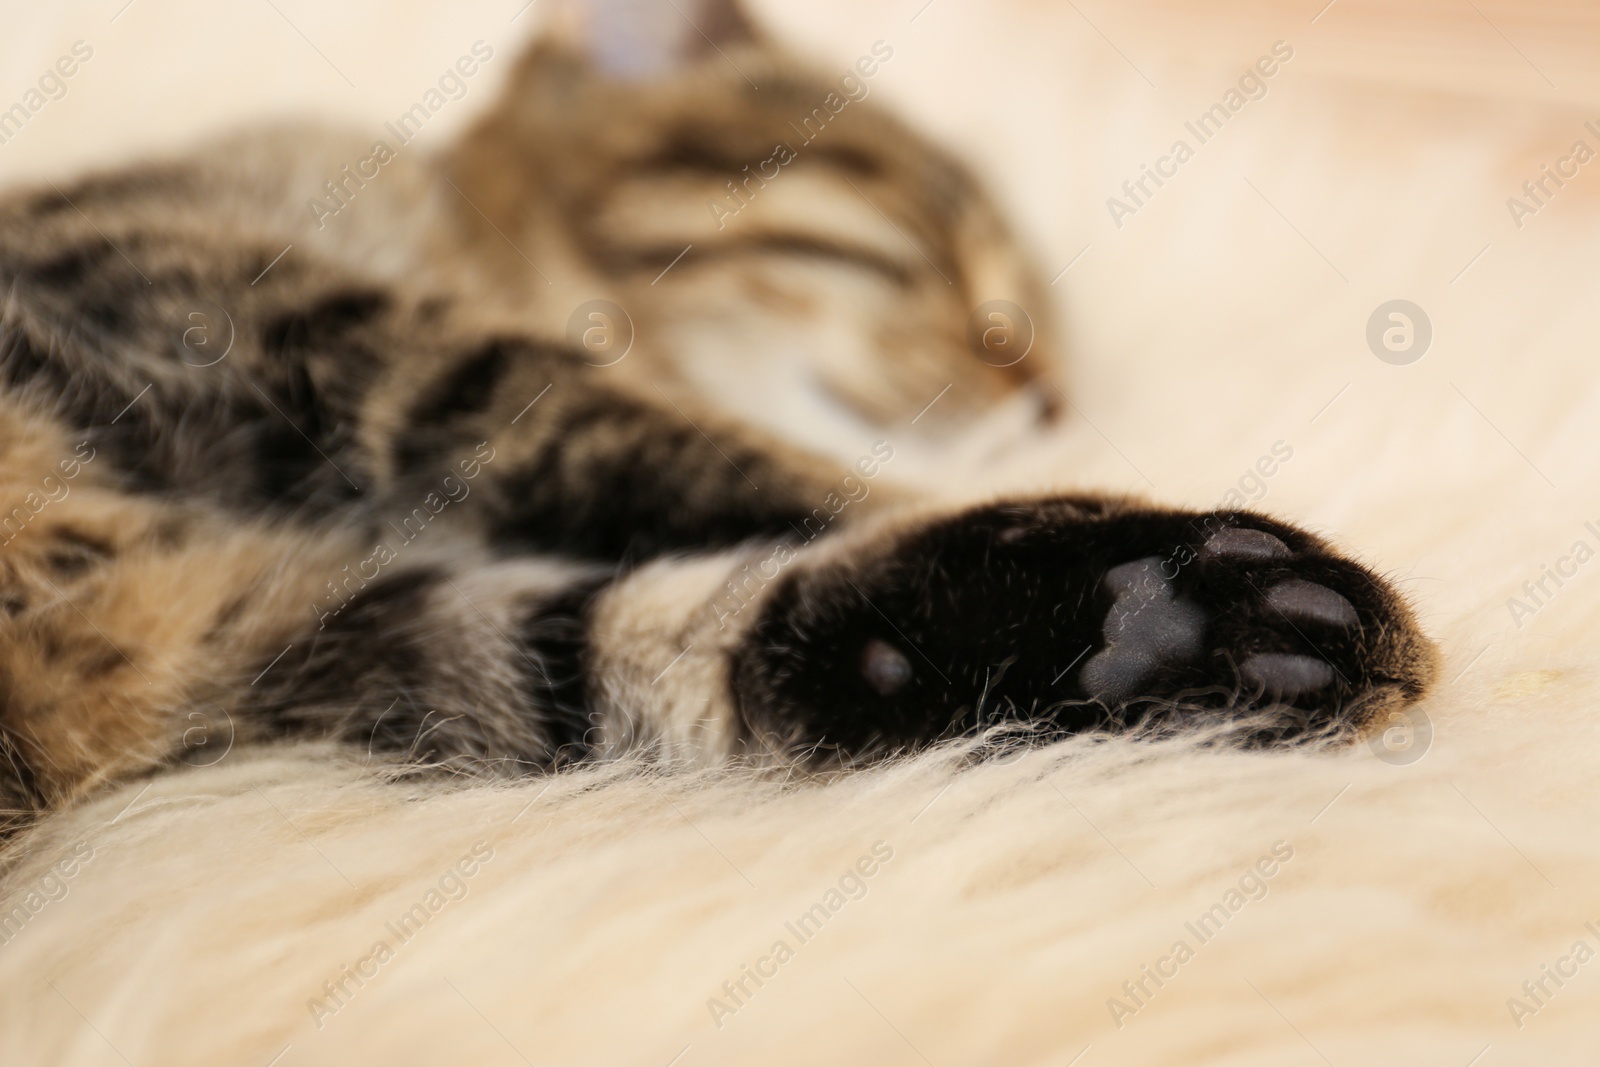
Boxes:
[543,0,758,81]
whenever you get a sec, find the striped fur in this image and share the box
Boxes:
[0,0,1437,836]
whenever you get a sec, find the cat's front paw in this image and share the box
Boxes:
[731,499,1437,760]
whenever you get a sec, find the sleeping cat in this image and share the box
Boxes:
[0,0,1435,833]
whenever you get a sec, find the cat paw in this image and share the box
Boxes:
[731,499,1437,760]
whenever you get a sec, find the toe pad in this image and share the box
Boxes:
[1200,527,1291,561]
[1241,652,1336,698]
[1265,578,1359,628]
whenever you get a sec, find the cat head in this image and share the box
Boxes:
[450,0,1060,454]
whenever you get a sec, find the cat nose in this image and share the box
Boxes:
[1025,381,1063,424]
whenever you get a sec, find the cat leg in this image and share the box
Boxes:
[0,402,613,827]
[566,497,1438,765]
[0,410,1439,825]
[0,406,344,826]
[242,556,607,775]
[0,210,889,561]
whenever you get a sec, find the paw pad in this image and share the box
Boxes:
[861,638,912,696]
[1265,578,1358,628]
[1080,557,1206,704]
[1240,652,1336,698]
[1201,527,1290,561]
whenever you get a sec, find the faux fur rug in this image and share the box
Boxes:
[3,2,1597,1063]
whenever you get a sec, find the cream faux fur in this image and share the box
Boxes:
[3,2,1598,1064]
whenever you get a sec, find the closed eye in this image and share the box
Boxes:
[594,167,929,284]
[609,235,916,287]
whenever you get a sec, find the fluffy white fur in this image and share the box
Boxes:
[3,1,1597,1063]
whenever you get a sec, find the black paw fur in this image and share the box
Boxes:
[731,499,1436,761]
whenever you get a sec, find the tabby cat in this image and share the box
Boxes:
[0,0,1435,834]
